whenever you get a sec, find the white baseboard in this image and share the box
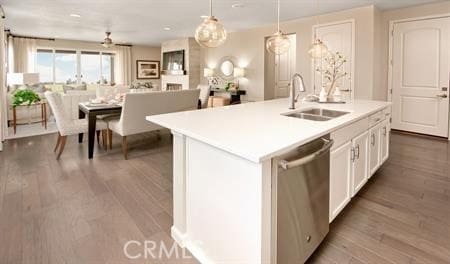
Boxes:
[171,226,213,264]
[171,226,187,248]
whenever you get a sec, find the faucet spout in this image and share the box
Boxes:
[289,73,306,109]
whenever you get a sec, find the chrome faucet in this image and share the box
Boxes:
[289,73,306,109]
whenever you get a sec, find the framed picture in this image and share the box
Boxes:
[136,60,160,79]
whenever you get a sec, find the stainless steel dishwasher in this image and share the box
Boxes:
[272,135,333,263]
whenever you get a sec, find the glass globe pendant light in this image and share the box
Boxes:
[195,0,227,48]
[309,0,329,58]
[266,0,290,55]
[308,37,328,58]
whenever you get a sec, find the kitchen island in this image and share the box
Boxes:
[146,98,391,263]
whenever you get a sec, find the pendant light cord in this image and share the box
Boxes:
[210,0,213,17]
[277,0,280,32]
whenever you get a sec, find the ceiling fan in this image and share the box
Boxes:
[101,32,114,48]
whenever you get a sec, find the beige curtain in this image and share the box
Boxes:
[114,45,132,85]
[0,20,5,147]
[10,36,36,73]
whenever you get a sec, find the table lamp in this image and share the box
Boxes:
[233,67,245,88]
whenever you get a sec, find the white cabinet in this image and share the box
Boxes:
[330,107,391,222]
[380,119,390,163]
[368,123,381,177]
[330,141,352,222]
[351,131,369,196]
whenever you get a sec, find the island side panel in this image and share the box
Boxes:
[171,131,188,246]
[183,137,272,264]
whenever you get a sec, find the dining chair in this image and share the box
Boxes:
[198,84,211,109]
[45,91,108,159]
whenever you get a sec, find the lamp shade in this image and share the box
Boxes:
[203,68,215,78]
[233,67,245,78]
[7,73,40,85]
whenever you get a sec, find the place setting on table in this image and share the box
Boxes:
[78,93,126,159]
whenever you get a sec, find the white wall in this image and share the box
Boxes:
[200,5,377,102]
[0,19,5,151]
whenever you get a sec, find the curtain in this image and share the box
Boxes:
[10,36,36,73]
[114,45,132,85]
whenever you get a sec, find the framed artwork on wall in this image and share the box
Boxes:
[136,60,160,79]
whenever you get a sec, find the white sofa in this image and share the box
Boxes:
[108,89,200,159]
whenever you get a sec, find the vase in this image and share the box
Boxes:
[333,87,342,102]
[319,87,328,102]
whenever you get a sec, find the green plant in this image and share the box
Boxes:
[12,89,41,106]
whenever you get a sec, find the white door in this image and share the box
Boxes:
[329,141,352,222]
[368,123,381,177]
[313,21,354,101]
[351,131,369,196]
[275,34,296,98]
[391,17,450,137]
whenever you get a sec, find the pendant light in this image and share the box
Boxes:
[309,0,328,58]
[195,0,227,48]
[266,0,290,55]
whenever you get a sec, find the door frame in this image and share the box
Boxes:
[311,19,355,100]
[387,14,450,140]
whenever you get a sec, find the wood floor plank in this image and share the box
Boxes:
[1,131,449,263]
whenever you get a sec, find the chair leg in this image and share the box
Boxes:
[102,130,107,151]
[108,129,113,150]
[122,136,128,160]
[156,130,162,140]
[54,133,61,152]
[56,136,67,160]
[96,131,100,145]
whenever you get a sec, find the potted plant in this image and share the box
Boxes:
[316,51,348,100]
[12,89,41,107]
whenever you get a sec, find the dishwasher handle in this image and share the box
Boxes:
[279,138,334,170]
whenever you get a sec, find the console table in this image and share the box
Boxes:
[11,101,47,134]
[210,88,246,104]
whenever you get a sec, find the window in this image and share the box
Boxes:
[36,49,53,83]
[35,49,115,90]
[55,50,77,84]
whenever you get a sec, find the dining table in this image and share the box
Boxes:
[78,102,122,159]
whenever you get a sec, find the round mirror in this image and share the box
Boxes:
[220,60,234,77]
[218,57,236,80]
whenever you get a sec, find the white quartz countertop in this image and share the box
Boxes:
[146,99,391,163]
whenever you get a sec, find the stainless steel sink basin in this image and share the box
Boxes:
[283,108,350,121]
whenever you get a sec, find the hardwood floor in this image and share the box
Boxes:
[309,132,450,264]
[0,131,448,263]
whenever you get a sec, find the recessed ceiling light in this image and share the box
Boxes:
[69,13,81,18]
[163,27,171,31]
[231,2,245,8]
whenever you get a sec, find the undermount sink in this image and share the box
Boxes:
[283,108,350,121]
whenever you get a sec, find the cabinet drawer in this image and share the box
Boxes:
[331,117,369,150]
[369,111,384,127]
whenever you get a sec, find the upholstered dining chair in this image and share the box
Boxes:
[45,91,108,159]
[198,84,211,109]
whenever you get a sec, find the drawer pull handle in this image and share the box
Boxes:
[371,133,375,146]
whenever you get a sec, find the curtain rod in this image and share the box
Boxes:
[7,32,55,41]
[6,31,133,46]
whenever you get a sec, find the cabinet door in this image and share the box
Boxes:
[380,120,390,163]
[352,131,369,196]
[368,123,381,177]
[329,141,353,222]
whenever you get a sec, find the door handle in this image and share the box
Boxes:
[436,94,448,98]
[351,147,355,162]
[355,144,360,159]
